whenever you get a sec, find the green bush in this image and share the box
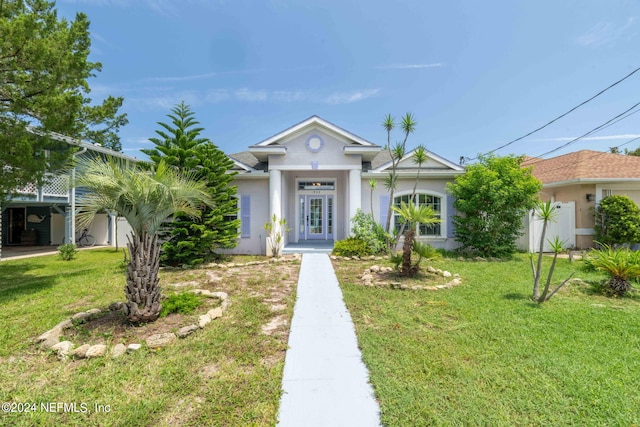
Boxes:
[595,195,640,246]
[332,237,372,257]
[160,292,204,317]
[583,244,640,296]
[351,210,387,254]
[57,243,78,261]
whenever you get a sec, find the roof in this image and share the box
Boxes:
[523,150,640,184]
[27,126,139,162]
[254,115,378,147]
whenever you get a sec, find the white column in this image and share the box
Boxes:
[349,169,362,235]
[269,169,282,221]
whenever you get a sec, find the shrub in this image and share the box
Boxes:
[351,210,387,254]
[584,244,640,296]
[447,154,541,257]
[57,243,78,261]
[594,195,640,246]
[160,292,204,317]
[332,237,372,257]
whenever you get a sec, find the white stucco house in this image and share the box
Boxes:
[225,116,464,255]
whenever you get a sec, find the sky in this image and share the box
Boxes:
[56,0,640,164]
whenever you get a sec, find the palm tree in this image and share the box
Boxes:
[74,157,214,323]
[391,200,440,276]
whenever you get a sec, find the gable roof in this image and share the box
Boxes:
[371,148,464,174]
[253,115,377,147]
[523,150,640,184]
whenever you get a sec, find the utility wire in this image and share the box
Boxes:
[523,135,640,173]
[466,65,640,162]
[533,99,640,158]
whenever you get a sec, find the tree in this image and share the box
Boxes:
[594,195,640,246]
[530,201,573,303]
[0,0,127,203]
[142,102,239,266]
[75,157,214,323]
[447,155,542,257]
[382,114,416,232]
[391,200,440,276]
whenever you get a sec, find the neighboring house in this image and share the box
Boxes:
[1,130,137,255]
[522,150,640,250]
[226,116,464,255]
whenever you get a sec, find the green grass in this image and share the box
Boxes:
[334,254,640,426]
[0,249,297,426]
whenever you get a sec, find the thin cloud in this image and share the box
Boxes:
[376,63,444,70]
[576,17,636,47]
[324,89,380,105]
[125,87,381,110]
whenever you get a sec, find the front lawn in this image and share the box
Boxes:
[0,249,298,427]
[334,254,640,426]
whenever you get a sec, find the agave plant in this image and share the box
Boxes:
[585,244,640,296]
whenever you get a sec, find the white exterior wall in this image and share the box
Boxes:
[365,177,459,250]
[268,129,362,170]
[223,177,270,255]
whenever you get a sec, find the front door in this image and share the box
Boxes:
[299,195,334,240]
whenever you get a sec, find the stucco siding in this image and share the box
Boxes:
[268,129,361,169]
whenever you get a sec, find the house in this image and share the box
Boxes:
[1,130,137,256]
[226,116,464,255]
[522,150,640,249]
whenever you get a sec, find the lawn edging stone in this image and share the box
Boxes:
[37,288,231,360]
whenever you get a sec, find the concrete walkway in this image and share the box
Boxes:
[277,253,381,427]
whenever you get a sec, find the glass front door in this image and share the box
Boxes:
[299,195,334,240]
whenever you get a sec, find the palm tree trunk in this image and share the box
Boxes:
[401,228,415,276]
[123,232,162,323]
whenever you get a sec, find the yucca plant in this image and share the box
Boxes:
[585,244,640,296]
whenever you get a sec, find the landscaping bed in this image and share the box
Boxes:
[0,249,299,426]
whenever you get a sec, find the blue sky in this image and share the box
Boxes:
[58,0,640,164]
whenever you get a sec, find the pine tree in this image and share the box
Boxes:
[142,102,239,266]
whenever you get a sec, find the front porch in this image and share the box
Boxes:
[283,240,334,254]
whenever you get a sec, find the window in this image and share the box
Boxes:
[392,193,442,237]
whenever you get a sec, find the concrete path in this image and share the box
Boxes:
[277,253,381,427]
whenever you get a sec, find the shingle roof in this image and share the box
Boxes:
[522,150,640,184]
[228,152,266,171]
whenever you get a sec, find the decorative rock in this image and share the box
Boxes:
[72,344,91,359]
[86,308,101,316]
[169,280,199,288]
[207,307,223,320]
[450,278,462,286]
[85,344,107,358]
[427,266,437,273]
[178,324,199,338]
[111,343,126,358]
[127,343,142,353]
[109,302,123,311]
[51,341,74,358]
[374,256,383,261]
[72,312,91,323]
[382,267,393,273]
[37,319,73,349]
[361,274,374,282]
[198,314,212,328]
[206,271,222,283]
[443,271,452,278]
[369,265,380,273]
[146,333,176,348]
[330,255,337,260]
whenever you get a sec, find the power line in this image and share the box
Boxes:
[466,65,640,161]
[523,134,640,172]
[533,99,640,158]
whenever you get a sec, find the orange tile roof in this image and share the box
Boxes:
[522,150,640,184]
